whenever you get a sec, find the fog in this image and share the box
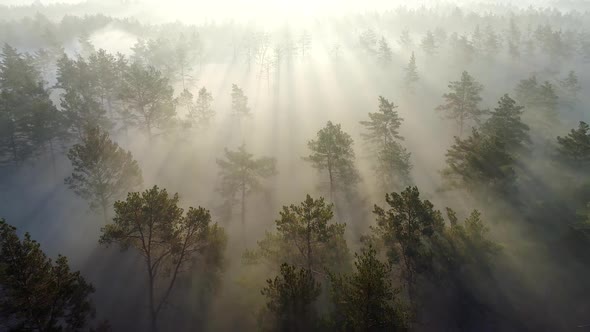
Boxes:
[1,0,590,331]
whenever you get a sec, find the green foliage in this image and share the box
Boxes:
[373,187,443,305]
[178,87,215,128]
[65,125,143,222]
[216,145,276,230]
[559,70,581,98]
[0,219,95,331]
[56,53,112,137]
[360,97,412,193]
[88,49,125,114]
[443,128,516,194]
[481,94,530,155]
[515,75,559,135]
[194,87,214,125]
[329,246,408,332]
[404,52,419,92]
[119,62,176,138]
[426,209,502,330]
[420,31,437,56]
[0,44,64,165]
[246,195,349,274]
[436,71,485,137]
[259,263,321,332]
[377,37,392,66]
[100,186,226,331]
[231,84,251,118]
[131,32,203,84]
[557,121,590,165]
[360,97,403,146]
[305,121,359,199]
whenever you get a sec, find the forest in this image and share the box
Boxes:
[0,0,590,331]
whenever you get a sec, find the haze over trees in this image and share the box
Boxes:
[2,1,590,331]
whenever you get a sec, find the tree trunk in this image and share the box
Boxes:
[328,165,334,204]
[306,220,312,271]
[144,259,157,332]
[241,184,246,246]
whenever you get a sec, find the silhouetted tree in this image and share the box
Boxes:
[399,30,413,49]
[557,121,590,166]
[481,94,530,156]
[119,62,176,139]
[329,246,408,331]
[246,195,349,274]
[216,145,276,240]
[56,54,112,138]
[360,97,411,193]
[443,128,516,194]
[231,84,251,119]
[377,37,393,66]
[259,264,321,332]
[436,71,485,137]
[373,187,443,307]
[65,125,143,223]
[100,186,226,332]
[0,219,96,331]
[404,52,419,93]
[305,121,359,202]
[560,70,581,98]
[420,31,437,56]
[1,44,64,165]
[177,87,215,128]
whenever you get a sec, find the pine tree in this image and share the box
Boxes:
[216,145,276,240]
[177,87,215,128]
[471,25,485,54]
[298,30,312,59]
[259,264,321,332]
[100,186,226,332]
[359,29,378,55]
[560,70,581,98]
[360,97,412,193]
[483,25,500,59]
[443,128,516,194]
[119,62,176,139]
[420,31,437,56]
[373,186,443,306]
[304,121,359,202]
[399,29,413,49]
[65,125,143,223]
[56,54,111,138]
[231,84,251,118]
[404,52,419,92]
[557,121,590,165]
[245,195,349,274]
[193,87,214,124]
[0,219,96,331]
[329,246,407,331]
[429,209,501,330]
[515,74,539,108]
[377,37,393,66]
[88,49,121,116]
[481,94,530,155]
[436,71,485,137]
[0,44,64,166]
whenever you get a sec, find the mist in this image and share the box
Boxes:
[1,0,590,331]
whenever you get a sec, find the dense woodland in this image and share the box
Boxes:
[1,1,590,331]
